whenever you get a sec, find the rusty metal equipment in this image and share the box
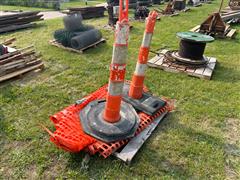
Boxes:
[165,32,214,67]
[199,12,226,36]
[162,0,175,14]
[229,0,240,10]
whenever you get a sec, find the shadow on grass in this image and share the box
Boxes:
[212,63,240,83]
[62,112,228,178]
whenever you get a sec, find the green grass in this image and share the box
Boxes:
[61,0,106,9]
[0,5,50,11]
[0,1,240,179]
[0,0,105,11]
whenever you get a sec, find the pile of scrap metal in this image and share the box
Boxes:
[0,11,43,34]
[229,0,240,9]
[134,6,150,20]
[191,12,237,38]
[53,13,103,50]
[158,0,188,16]
[190,0,237,38]
[221,1,240,23]
[160,0,177,16]
[43,1,174,163]
[67,6,106,19]
[0,38,44,83]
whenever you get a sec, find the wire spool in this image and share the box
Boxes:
[169,32,214,66]
[71,29,102,50]
[54,29,76,47]
[63,13,84,32]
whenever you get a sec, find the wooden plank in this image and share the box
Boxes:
[147,55,161,64]
[190,25,200,32]
[155,56,164,66]
[114,112,168,164]
[226,29,237,38]
[202,57,217,80]
[0,62,44,83]
[193,66,205,76]
[49,38,106,54]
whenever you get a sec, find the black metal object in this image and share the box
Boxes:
[54,29,76,47]
[173,0,186,10]
[162,32,214,67]
[80,100,139,142]
[71,29,102,50]
[122,83,166,116]
[168,51,208,66]
[63,13,84,32]
[0,45,6,56]
[107,5,118,26]
[134,6,150,20]
[178,39,206,60]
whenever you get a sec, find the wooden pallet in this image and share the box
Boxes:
[114,111,168,164]
[147,50,217,80]
[189,25,237,38]
[49,38,106,54]
[0,45,44,83]
[0,62,44,83]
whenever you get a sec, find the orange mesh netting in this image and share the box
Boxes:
[44,83,174,157]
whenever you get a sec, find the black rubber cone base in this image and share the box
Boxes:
[122,83,166,116]
[80,100,139,143]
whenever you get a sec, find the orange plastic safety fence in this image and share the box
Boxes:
[45,82,174,157]
[45,85,108,152]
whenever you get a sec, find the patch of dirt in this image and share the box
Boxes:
[42,156,67,179]
[224,118,240,180]
[25,164,38,180]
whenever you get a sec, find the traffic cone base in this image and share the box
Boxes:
[80,99,139,143]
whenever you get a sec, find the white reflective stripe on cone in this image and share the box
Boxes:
[112,46,128,64]
[115,24,129,45]
[135,62,147,76]
[141,33,152,47]
[108,81,124,96]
